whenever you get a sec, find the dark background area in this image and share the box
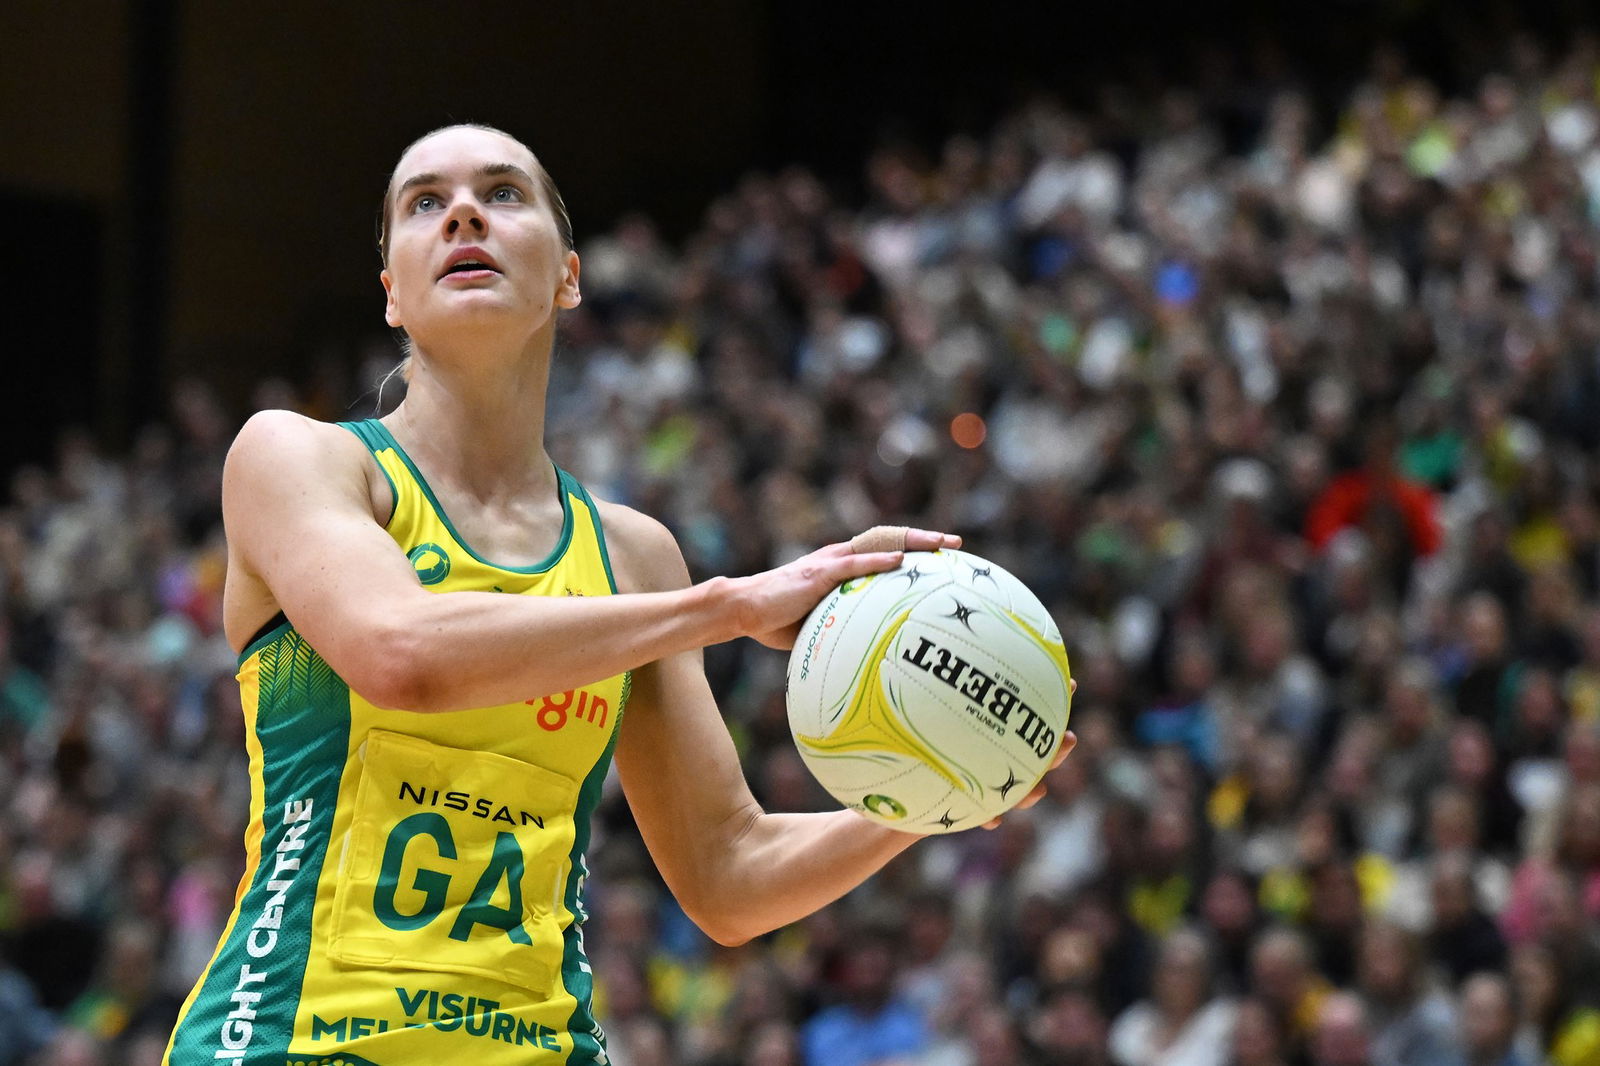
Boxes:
[0,0,1594,477]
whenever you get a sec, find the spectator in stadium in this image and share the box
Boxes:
[1311,993,1376,1066]
[1425,853,1510,987]
[799,928,927,1066]
[1107,927,1237,1066]
[1355,920,1461,1066]
[1250,926,1331,1055]
[1305,419,1442,596]
[1459,971,1533,1066]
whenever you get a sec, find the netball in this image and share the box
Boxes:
[786,550,1073,833]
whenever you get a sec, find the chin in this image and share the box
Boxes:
[409,304,551,347]
[428,293,522,323]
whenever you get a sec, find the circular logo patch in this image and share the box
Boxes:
[407,542,451,586]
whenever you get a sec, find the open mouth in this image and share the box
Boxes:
[438,247,504,280]
[440,259,501,279]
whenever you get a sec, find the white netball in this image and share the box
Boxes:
[786,549,1073,833]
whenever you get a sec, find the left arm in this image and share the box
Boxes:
[607,509,928,946]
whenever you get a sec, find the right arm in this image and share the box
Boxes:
[223,410,903,712]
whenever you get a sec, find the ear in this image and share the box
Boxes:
[382,268,402,328]
[555,250,582,310]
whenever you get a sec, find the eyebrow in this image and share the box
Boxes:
[395,163,538,200]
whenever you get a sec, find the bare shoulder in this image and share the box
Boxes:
[591,496,690,594]
[227,409,367,473]
[223,411,389,640]
[225,410,382,514]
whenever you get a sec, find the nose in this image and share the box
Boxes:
[442,188,487,238]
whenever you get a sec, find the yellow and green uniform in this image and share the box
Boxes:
[166,419,629,1066]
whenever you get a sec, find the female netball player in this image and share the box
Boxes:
[164,124,1072,1065]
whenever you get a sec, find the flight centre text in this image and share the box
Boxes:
[214,797,315,1062]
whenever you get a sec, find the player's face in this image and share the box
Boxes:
[381,127,579,344]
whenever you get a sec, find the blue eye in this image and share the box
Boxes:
[412,194,440,213]
[490,186,522,203]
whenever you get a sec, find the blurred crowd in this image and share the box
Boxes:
[8,26,1600,1066]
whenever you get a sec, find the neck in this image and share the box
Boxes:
[386,325,556,501]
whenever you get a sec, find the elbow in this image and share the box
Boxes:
[687,904,759,948]
[357,666,430,713]
[708,927,755,949]
[675,809,768,947]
